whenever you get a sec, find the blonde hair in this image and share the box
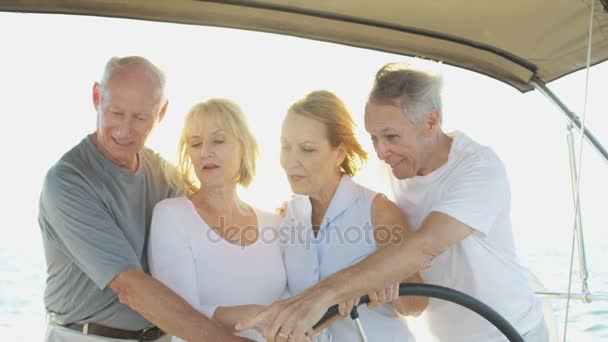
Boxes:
[289,90,368,176]
[177,99,259,192]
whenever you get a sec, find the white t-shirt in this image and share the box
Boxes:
[148,197,287,342]
[390,131,543,342]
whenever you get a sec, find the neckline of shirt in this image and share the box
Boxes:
[83,134,144,179]
[183,196,264,248]
[290,175,363,238]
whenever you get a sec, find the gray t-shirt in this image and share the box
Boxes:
[39,135,184,330]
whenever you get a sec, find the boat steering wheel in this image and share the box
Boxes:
[313,283,524,342]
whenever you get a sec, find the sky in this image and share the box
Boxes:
[0,11,607,340]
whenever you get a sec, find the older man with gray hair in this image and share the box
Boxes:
[39,56,249,342]
[237,63,547,342]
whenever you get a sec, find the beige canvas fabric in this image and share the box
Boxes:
[1,1,606,89]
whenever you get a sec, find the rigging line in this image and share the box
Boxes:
[563,0,595,340]
[563,226,578,341]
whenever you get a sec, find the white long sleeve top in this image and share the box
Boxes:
[148,197,287,342]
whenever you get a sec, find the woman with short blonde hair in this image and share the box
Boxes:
[177,99,259,192]
[149,98,285,342]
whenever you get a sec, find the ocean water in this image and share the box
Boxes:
[1,240,606,341]
[520,242,608,341]
[1,246,47,341]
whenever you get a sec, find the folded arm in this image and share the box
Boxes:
[370,195,428,316]
[109,269,248,341]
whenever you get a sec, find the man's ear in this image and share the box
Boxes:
[158,99,169,123]
[425,109,441,134]
[92,82,101,112]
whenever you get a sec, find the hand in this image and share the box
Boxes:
[233,305,267,335]
[235,289,330,342]
[338,296,360,318]
[245,305,266,335]
[212,304,267,334]
[367,283,400,310]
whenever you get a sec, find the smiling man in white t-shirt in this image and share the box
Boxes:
[362,63,547,341]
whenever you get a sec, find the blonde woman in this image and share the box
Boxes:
[148,99,286,341]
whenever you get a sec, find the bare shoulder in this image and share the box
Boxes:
[371,194,405,226]
[370,195,409,246]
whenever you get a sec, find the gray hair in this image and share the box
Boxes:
[368,63,443,124]
[99,56,166,100]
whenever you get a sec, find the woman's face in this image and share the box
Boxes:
[187,117,242,189]
[280,111,344,197]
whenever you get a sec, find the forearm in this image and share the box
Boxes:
[213,305,264,333]
[322,211,472,307]
[312,234,435,308]
[110,268,248,342]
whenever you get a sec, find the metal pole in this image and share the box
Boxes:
[352,318,369,342]
[536,291,608,301]
[350,307,369,342]
[565,123,591,301]
[530,77,602,303]
[530,77,608,165]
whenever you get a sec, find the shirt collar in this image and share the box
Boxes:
[286,174,361,233]
[321,174,360,227]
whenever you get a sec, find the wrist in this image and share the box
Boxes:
[315,280,343,307]
[210,307,226,328]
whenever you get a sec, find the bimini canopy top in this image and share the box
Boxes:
[2,0,608,92]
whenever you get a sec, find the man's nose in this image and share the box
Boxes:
[375,140,390,160]
[115,118,133,138]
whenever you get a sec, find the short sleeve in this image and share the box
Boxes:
[431,152,510,236]
[39,164,141,289]
[147,200,217,319]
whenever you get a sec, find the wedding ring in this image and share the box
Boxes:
[278,332,291,339]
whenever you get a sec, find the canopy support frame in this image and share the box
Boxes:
[528,77,608,303]
[530,77,608,165]
[565,122,591,302]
